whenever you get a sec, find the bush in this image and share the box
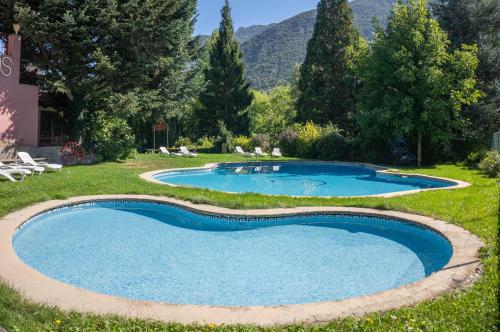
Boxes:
[278,127,299,156]
[465,150,487,169]
[196,136,216,150]
[174,136,195,149]
[296,121,321,158]
[479,151,500,177]
[252,133,271,152]
[233,135,253,152]
[314,124,353,161]
[88,114,136,161]
[216,120,234,153]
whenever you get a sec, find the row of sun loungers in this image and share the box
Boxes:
[0,152,63,183]
[236,146,282,158]
[159,146,198,158]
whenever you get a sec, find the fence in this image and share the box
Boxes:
[493,132,500,152]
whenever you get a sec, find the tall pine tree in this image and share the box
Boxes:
[198,0,251,136]
[432,0,500,152]
[296,0,363,132]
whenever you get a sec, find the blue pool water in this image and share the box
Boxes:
[13,201,452,306]
[154,162,454,197]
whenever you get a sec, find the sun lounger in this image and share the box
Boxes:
[235,146,255,157]
[272,148,282,158]
[17,152,62,172]
[180,146,198,157]
[0,169,25,182]
[160,147,182,157]
[255,147,268,157]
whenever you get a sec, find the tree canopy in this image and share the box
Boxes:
[15,0,198,148]
[296,0,364,132]
[198,0,252,137]
[356,0,482,165]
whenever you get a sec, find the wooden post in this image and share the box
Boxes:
[153,125,156,151]
[417,133,422,167]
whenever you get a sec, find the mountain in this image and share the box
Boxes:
[235,24,276,43]
[241,0,396,90]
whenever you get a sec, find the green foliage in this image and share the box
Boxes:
[247,86,297,140]
[174,137,195,149]
[356,0,482,165]
[198,0,252,137]
[216,120,235,153]
[233,135,253,151]
[432,0,500,152]
[314,124,354,161]
[465,150,487,169]
[15,0,198,150]
[278,127,300,156]
[296,122,322,158]
[479,151,500,178]
[297,0,364,132]
[196,136,216,150]
[87,113,136,161]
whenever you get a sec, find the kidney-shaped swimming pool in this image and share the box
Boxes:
[151,162,459,197]
[14,200,453,307]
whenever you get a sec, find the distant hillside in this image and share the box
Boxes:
[241,0,395,90]
[235,24,276,43]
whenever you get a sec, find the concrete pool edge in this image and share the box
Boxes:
[0,195,483,326]
[139,161,471,198]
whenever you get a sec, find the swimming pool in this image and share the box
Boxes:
[150,162,458,197]
[14,200,453,307]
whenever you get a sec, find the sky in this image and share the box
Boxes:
[195,0,319,35]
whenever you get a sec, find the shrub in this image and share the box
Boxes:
[174,136,195,149]
[196,136,216,150]
[252,133,271,152]
[297,121,321,158]
[479,151,500,177]
[314,124,353,161]
[88,113,136,161]
[465,150,487,169]
[216,120,234,153]
[233,135,253,152]
[278,127,299,156]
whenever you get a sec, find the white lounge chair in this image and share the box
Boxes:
[0,169,25,182]
[1,161,43,175]
[272,148,282,158]
[17,152,62,172]
[180,146,198,158]
[235,146,255,157]
[160,147,182,157]
[255,147,268,157]
[0,161,32,175]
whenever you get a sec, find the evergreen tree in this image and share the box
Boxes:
[14,0,198,146]
[432,0,500,151]
[356,0,482,166]
[296,0,363,132]
[198,0,252,136]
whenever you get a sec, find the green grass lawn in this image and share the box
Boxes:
[0,154,498,331]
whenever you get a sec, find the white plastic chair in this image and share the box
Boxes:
[160,147,181,157]
[272,148,282,158]
[180,146,198,157]
[17,152,62,172]
[255,147,268,157]
[235,146,255,157]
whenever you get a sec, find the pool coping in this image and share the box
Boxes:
[139,161,471,198]
[0,195,483,326]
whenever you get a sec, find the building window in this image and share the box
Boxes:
[0,33,7,55]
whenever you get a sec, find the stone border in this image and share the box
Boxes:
[140,161,470,198]
[0,195,482,326]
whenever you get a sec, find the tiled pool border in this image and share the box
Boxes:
[140,161,471,198]
[0,195,483,326]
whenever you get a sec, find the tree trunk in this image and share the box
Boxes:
[417,133,422,167]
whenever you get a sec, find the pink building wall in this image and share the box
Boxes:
[0,34,39,146]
